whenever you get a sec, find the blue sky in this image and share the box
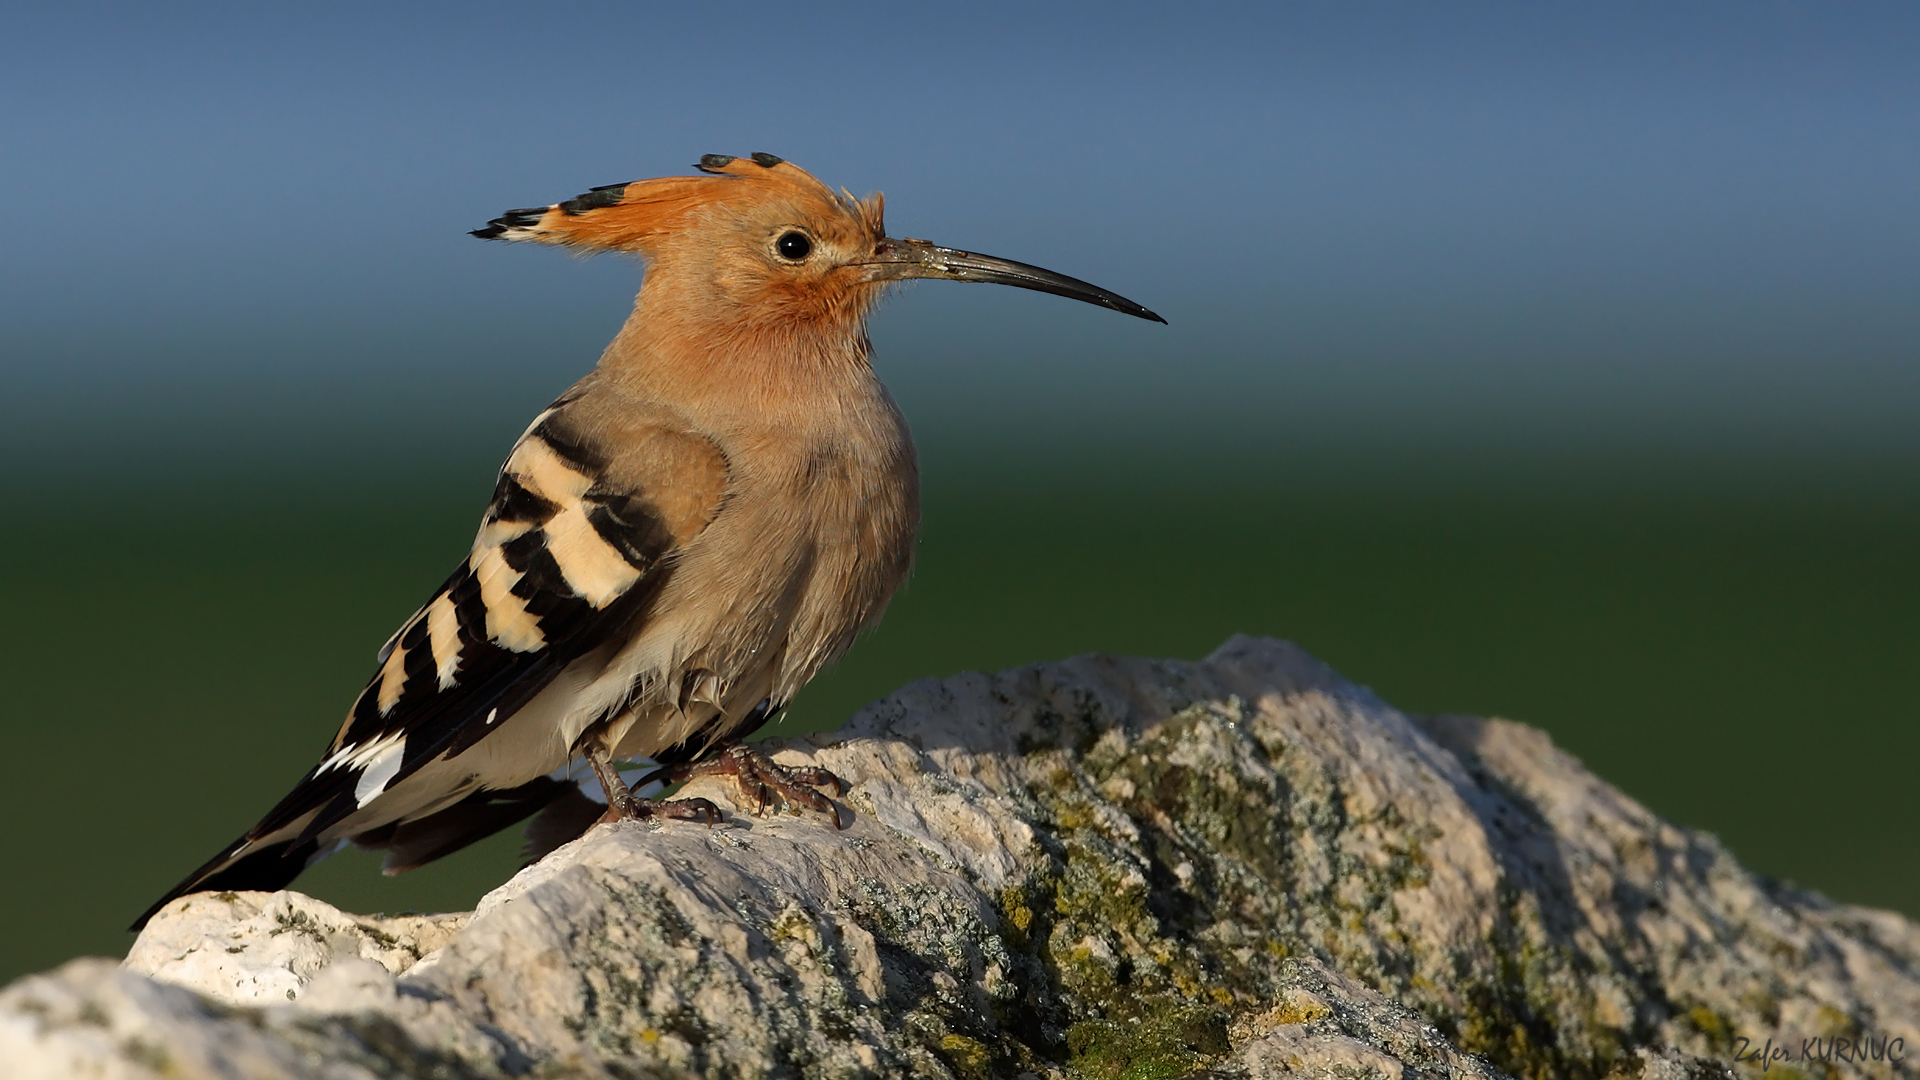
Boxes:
[4,2,1916,481]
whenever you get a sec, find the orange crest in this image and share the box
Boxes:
[472,152,884,257]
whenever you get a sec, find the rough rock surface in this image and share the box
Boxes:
[5,636,1916,1078]
[123,890,468,1006]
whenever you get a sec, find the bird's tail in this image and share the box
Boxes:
[129,759,673,933]
[128,772,592,933]
[129,833,331,932]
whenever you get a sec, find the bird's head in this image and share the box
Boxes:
[473,153,1163,343]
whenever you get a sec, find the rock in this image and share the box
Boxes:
[0,957,535,1080]
[3,636,1915,1078]
[123,889,467,1006]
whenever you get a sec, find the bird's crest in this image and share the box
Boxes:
[472,153,884,254]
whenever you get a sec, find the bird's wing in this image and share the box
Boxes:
[134,384,728,926]
[284,391,728,837]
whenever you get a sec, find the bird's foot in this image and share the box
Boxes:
[585,744,723,826]
[672,742,850,828]
[598,792,723,827]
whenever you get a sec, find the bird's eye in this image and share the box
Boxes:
[775,231,813,261]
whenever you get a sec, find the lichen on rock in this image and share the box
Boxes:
[3,636,1913,1079]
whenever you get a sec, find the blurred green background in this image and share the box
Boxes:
[3,3,1917,983]
[2,441,1914,981]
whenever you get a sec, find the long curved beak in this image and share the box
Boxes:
[862,237,1166,323]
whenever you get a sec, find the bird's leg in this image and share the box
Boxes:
[651,741,850,828]
[586,744,721,825]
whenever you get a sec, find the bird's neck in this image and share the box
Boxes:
[595,282,879,429]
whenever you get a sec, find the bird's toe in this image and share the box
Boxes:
[679,743,850,827]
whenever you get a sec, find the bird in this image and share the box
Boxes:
[132,152,1162,931]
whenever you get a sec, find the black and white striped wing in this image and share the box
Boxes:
[133,404,726,928]
[302,423,680,820]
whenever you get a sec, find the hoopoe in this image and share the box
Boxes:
[133,152,1161,931]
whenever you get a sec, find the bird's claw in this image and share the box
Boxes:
[600,793,724,826]
[678,743,851,828]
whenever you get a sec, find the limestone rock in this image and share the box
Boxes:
[123,889,467,1006]
[3,636,1914,1078]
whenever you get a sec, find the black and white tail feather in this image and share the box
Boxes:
[131,393,695,931]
